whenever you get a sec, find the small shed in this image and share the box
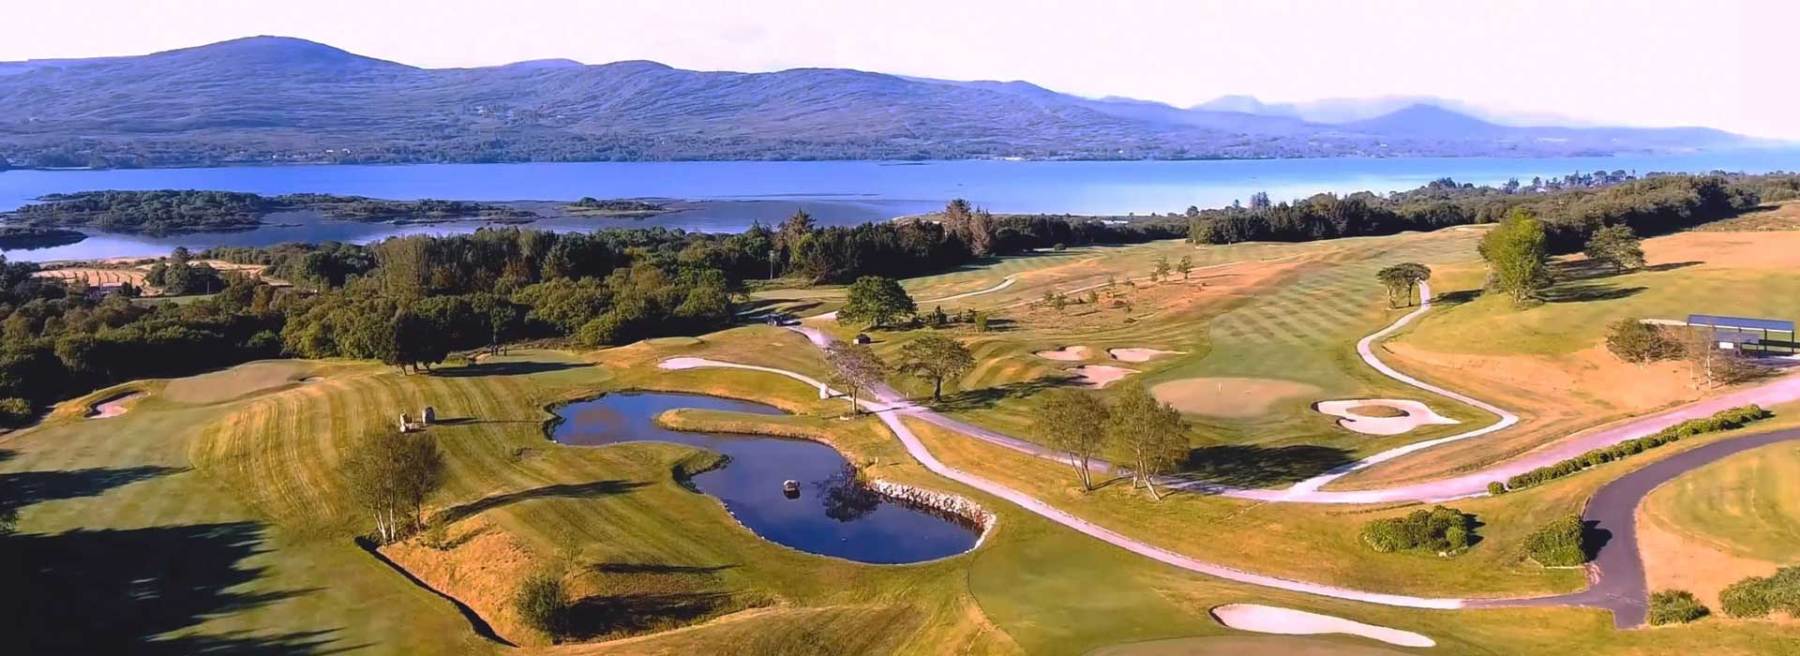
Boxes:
[1687,314,1797,355]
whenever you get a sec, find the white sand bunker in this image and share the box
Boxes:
[1071,365,1136,388]
[1107,347,1184,363]
[88,392,144,419]
[1036,345,1092,361]
[1152,377,1322,418]
[1315,399,1459,436]
[1211,604,1435,648]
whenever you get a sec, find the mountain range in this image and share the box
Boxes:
[0,36,1763,168]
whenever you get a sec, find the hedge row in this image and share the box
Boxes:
[1720,566,1800,618]
[1648,589,1710,625]
[1500,405,1772,492]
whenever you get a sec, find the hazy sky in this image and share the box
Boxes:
[5,0,1797,138]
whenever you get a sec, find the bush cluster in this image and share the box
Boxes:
[1504,405,1771,491]
[1360,506,1477,555]
[1719,566,1800,619]
[514,573,569,638]
[1523,514,1590,567]
[1647,589,1710,625]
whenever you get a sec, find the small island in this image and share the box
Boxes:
[0,225,87,250]
[564,197,670,217]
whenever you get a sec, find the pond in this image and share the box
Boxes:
[550,391,981,564]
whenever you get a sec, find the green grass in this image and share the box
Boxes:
[1641,441,1800,563]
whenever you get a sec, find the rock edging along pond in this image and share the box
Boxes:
[549,391,984,564]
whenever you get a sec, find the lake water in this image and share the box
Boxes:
[5,152,1799,261]
[550,391,981,564]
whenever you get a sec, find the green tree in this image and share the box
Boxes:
[1151,255,1170,282]
[837,276,915,328]
[514,573,568,638]
[1176,255,1193,280]
[1375,262,1432,308]
[343,430,447,544]
[1480,209,1552,305]
[1107,383,1188,500]
[1583,223,1646,272]
[894,334,974,402]
[1035,389,1111,491]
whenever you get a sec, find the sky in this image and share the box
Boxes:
[3,0,1797,139]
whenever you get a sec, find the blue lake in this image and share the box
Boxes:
[550,391,981,564]
[4,153,1799,261]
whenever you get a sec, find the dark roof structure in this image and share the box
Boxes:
[1687,314,1796,333]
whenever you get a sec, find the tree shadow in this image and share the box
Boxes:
[558,591,733,641]
[1430,288,1482,307]
[590,562,735,575]
[1644,261,1702,273]
[432,480,649,525]
[0,522,342,655]
[1582,519,1613,562]
[0,460,180,523]
[1540,283,1646,304]
[933,376,1074,412]
[1173,444,1357,489]
[431,360,584,378]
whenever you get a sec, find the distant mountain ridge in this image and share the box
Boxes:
[0,36,1760,168]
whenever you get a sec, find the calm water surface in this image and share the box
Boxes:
[5,153,1799,261]
[551,391,980,564]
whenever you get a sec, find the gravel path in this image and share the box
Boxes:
[1476,427,1800,627]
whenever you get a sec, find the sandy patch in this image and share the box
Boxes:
[1151,377,1322,418]
[1036,345,1092,361]
[1108,347,1184,363]
[1210,604,1435,648]
[88,392,143,419]
[1315,399,1460,436]
[1071,365,1136,389]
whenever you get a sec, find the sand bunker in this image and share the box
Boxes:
[1036,345,1092,361]
[1211,604,1435,648]
[1151,377,1322,418]
[1107,347,1183,363]
[88,392,143,419]
[1071,365,1136,389]
[1315,399,1459,436]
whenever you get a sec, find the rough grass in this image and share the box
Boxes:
[1643,441,1800,562]
[161,359,322,405]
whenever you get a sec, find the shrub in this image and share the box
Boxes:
[1506,405,1771,491]
[1487,481,1506,496]
[1648,589,1709,625]
[1719,566,1800,618]
[1524,515,1590,567]
[514,573,568,637]
[0,397,34,427]
[1360,505,1478,555]
[1605,319,1681,363]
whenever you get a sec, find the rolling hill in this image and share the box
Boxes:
[0,36,1756,168]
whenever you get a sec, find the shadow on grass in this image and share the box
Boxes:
[0,457,180,525]
[559,591,735,641]
[433,480,649,525]
[1582,519,1613,562]
[1430,288,1482,307]
[933,376,1074,412]
[590,562,735,575]
[1541,282,1646,304]
[0,522,344,655]
[431,360,584,378]
[1174,444,1357,489]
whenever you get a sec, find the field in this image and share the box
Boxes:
[1638,440,1800,608]
[10,219,1800,653]
[32,259,279,296]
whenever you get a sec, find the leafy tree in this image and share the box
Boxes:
[1583,223,1645,272]
[894,335,974,402]
[1522,514,1590,567]
[514,573,569,638]
[1107,383,1188,500]
[826,342,885,415]
[1034,389,1111,491]
[837,276,915,328]
[1176,255,1193,280]
[342,430,447,544]
[1375,262,1432,308]
[1480,209,1552,304]
[1151,255,1170,282]
[1604,319,1681,364]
